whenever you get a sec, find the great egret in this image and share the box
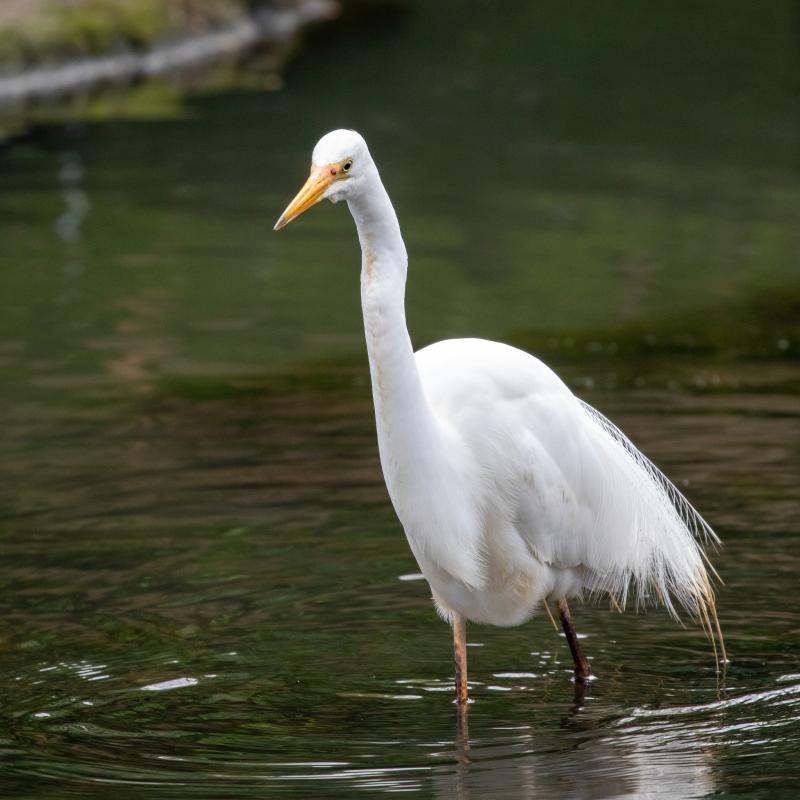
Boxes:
[275,129,724,704]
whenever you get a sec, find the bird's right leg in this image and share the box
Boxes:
[557,599,592,683]
[453,613,469,705]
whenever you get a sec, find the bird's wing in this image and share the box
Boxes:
[577,399,719,548]
[416,338,720,623]
[522,394,720,621]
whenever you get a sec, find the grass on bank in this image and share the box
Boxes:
[0,0,253,67]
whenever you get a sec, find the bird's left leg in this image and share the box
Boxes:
[453,613,469,705]
[556,599,592,683]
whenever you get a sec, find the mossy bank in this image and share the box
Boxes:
[0,0,337,110]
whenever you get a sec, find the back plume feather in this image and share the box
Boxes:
[578,400,725,664]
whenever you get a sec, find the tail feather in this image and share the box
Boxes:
[578,400,725,667]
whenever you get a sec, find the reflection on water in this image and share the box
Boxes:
[5,641,800,797]
[440,704,717,800]
[1,0,799,797]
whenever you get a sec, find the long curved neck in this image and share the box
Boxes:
[347,167,441,501]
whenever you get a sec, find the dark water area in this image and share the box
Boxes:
[1,1,799,797]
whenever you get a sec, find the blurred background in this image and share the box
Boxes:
[1,1,798,798]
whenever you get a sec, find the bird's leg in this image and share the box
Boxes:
[556,599,592,683]
[453,613,469,706]
[571,677,588,712]
[455,702,470,762]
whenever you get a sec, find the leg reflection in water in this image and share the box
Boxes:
[443,683,713,800]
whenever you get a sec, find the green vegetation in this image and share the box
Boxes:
[0,0,249,66]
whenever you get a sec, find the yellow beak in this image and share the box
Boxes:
[274,165,339,230]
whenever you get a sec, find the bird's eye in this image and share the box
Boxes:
[343,160,353,172]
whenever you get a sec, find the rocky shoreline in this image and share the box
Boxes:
[0,0,337,110]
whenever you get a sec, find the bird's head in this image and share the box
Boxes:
[274,129,371,231]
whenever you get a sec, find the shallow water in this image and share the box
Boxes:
[1,2,799,797]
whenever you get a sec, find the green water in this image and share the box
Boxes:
[1,2,799,797]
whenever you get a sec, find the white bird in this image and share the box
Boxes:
[274,129,724,704]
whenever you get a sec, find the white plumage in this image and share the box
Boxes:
[275,129,724,702]
[413,337,718,626]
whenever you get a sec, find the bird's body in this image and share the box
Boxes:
[381,334,716,630]
[406,337,590,627]
[276,129,723,701]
